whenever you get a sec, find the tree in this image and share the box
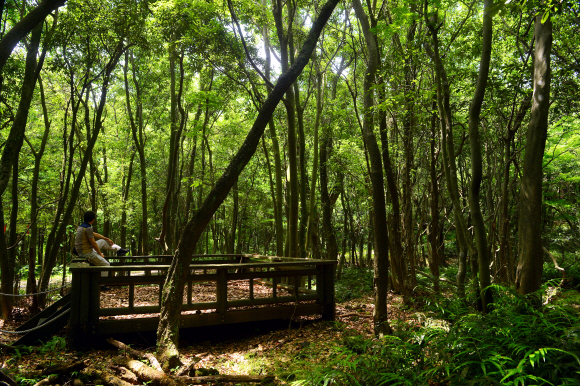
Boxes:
[155,0,341,368]
[516,12,552,296]
[352,0,393,337]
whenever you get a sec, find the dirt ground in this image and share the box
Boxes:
[0,281,417,385]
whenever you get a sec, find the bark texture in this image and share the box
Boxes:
[352,0,393,337]
[467,0,493,312]
[516,14,552,295]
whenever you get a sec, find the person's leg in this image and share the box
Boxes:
[84,250,110,266]
[96,238,121,252]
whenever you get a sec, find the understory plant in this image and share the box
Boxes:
[285,285,580,385]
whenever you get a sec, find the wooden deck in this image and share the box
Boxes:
[67,254,336,348]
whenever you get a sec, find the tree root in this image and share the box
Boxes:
[110,365,139,384]
[107,338,163,372]
[83,367,134,386]
[114,356,275,385]
[41,359,90,376]
[181,374,275,384]
[0,368,18,386]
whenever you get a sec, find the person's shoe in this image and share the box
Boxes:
[116,248,130,257]
[100,285,111,291]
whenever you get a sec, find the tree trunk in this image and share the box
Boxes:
[121,152,135,249]
[425,14,475,300]
[228,179,238,254]
[467,0,493,312]
[0,0,64,81]
[125,50,149,255]
[38,42,125,301]
[261,0,284,257]
[273,0,299,257]
[0,22,43,319]
[306,67,323,255]
[352,0,393,337]
[429,101,440,293]
[516,13,552,295]
[155,0,340,366]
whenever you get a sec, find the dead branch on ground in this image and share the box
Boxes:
[107,338,163,372]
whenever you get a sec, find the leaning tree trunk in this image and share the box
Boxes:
[155,0,341,368]
[516,13,552,296]
[0,0,65,84]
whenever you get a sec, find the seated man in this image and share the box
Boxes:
[74,210,129,266]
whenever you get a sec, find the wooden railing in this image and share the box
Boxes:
[67,255,335,348]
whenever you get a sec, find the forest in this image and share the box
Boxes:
[0,0,580,385]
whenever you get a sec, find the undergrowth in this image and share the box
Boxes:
[280,277,580,385]
[335,267,374,302]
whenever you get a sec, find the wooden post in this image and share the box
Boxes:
[249,278,254,301]
[67,261,86,350]
[216,268,227,316]
[89,271,101,328]
[129,283,135,311]
[321,263,335,321]
[187,281,192,306]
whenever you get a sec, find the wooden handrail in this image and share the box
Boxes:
[67,255,335,350]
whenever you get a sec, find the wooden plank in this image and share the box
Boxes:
[227,294,318,308]
[16,293,71,331]
[93,304,322,335]
[99,301,219,317]
[70,260,336,272]
[228,269,319,281]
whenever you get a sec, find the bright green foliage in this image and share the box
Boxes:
[279,285,580,386]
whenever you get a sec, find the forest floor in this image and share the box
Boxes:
[0,267,419,385]
[2,266,579,385]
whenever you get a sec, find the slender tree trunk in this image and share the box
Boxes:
[25,75,50,298]
[429,101,440,293]
[125,51,149,255]
[38,42,125,301]
[260,8,284,256]
[425,14,475,300]
[402,21,418,290]
[0,22,43,318]
[467,0,493,312]
[378,86,406,294]
[516,13,552,296]
[273,0,299,257]
[352,0,392,337]
[121,152,135,249]
[228,179,238,254]
[306,68,323,254]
